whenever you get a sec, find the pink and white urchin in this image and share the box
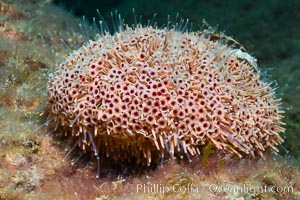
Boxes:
[47,19,285,176]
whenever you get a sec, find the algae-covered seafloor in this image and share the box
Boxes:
[0,0,299,199]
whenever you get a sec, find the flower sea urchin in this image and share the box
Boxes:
[47,17,285,175]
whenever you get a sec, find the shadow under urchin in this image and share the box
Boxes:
[50,125,159,177]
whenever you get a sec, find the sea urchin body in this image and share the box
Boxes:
[47,22,285,171]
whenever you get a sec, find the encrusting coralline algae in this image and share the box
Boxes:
[47,18,285,177]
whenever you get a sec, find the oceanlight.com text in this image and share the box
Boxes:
[135,183,294,195]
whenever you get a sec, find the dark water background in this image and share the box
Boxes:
[53,0,300,159]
